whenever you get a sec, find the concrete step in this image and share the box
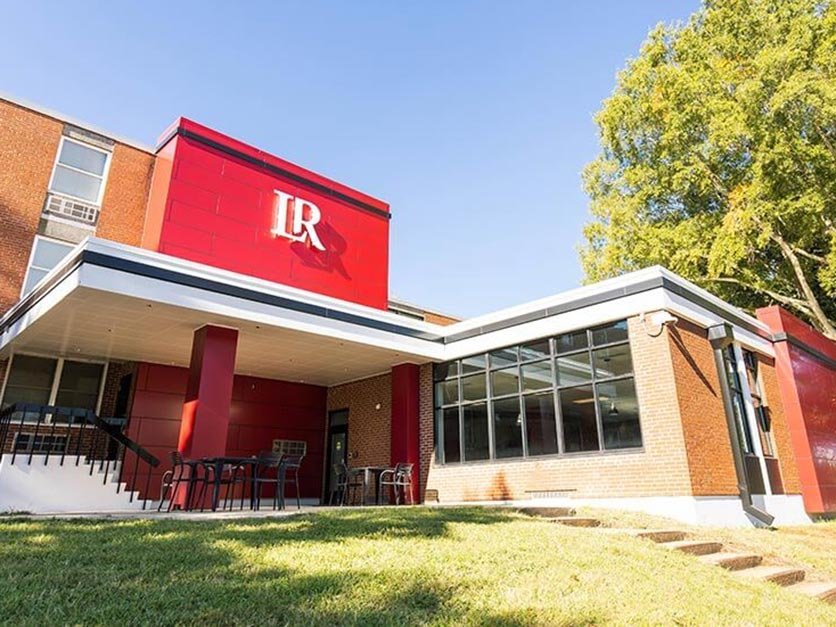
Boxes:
[700,552,763,571]
[787,581,836,604]
[735,565,806,587]
[661,540,723,556]
[549,516,601,527]
[630,529,687,543]
[518,507,576,518]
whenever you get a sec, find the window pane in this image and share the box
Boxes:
[521,360,553,392]
[2,355,57,409]
[55,361,103,407]
[461,373,487,402]
[525,392,558,456]
[460,354,486,374]
[520,339,550,362]
[441,407,460,463]
[592,344,633,379]
[490,347,517,369]
[434,362,457,381]
[490,366,519,397]
[560,385,600,453]
[435,379,459,406]
[591,321,629,345]
[51,165,102,202]
[463,402,489,461]
[31,239,74,270]
[597,378,642,450]
[556,352,592,386]
[22,268,48,295]
[493,397,523,459]
[59,140,108,175]
[556,330,588,354]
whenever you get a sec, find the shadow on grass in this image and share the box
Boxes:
[0,507,532,625]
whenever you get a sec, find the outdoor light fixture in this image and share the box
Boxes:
[641,310,679,337]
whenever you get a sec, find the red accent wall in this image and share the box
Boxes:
[126,363,327,500]
[390,363,421,503]
[141,118,390,309]
[757,306,836,514]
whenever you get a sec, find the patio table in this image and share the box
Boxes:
[351,465,392,505]
[199,456,258,511]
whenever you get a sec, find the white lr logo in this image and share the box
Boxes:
[271,190,326,251]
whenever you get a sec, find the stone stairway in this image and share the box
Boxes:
[519,507,836,605]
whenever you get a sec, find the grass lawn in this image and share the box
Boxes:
[1,507,834,626]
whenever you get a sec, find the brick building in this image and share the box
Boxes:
[0,93,829,525]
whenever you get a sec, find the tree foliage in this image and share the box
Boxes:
[582,0,836,338]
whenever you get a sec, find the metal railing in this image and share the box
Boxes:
[0,403,160,509]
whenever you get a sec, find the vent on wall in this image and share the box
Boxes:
[272,439,307,457]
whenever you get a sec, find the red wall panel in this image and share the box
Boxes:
[142,118,390,309]
[757,306,836,514]
[126,362,327,501]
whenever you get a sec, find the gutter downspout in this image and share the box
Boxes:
[707,324,774,527]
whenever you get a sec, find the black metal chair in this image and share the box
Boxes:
[252,451,284,510]
[278,454,305,510]
[330,462,363,506]
[378,463,414,505]
[199,460,250,511]
[158,451,206,512]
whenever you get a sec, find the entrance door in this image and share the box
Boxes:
[324,410,349,503]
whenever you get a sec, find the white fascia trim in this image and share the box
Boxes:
[82,238,443,337]
[0,92,154,154]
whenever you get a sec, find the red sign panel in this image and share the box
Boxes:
[142,118,390,309]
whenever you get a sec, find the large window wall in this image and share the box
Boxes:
[434,321,642,465]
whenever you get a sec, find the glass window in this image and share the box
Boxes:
[556,352,592,386]
[520,339,550,362]
[434,362,457,381]
[55,361,104,414]
[50,138,109,203]
[521,360,553,392]
[493,397,523,459]
[525,392,558,456]
[460,355,486,374]
[490,347,517,369]
[597,379,642,450]
[462,403,489,461]
[22,238,74,296]
[591,321,629,346]
[2,355,57,409]
[441,407,461,463]
[435,379,458,406]
[490,366,519,397]
[592,344,633,380]
[560,385,600,453]
[556,330,588,354]
[461,373,487,402]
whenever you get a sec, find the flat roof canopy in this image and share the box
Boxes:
[0,239,774,387]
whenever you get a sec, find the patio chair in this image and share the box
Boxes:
[330,462,363,506]
[158,451,206,512]
[278,454,304,510]
[378,463,414,505]
[252,451,284,511]
[199,460,250,511]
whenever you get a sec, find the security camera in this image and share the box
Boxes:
[649,311,679,327]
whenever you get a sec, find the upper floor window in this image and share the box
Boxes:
[21,236,74,296]
[48,137,111,205]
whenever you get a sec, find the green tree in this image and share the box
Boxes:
[582,0,836,338]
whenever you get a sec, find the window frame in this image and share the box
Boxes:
[47,136,112,207]
[0,351,109,424]
[20,235,75,298]
[434,320,644,466]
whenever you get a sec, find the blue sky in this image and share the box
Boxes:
[1,1,699,318]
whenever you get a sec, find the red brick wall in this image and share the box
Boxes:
[0,98,155,314]
[757,353,802,495]
[326,374,392,469]
[668,321,739,497]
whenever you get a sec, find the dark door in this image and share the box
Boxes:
[324,410,349,502]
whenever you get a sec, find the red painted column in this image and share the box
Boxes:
[390,363,421,504]
[175,325,238,507]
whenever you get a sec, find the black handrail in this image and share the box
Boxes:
[0,402,160,509]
